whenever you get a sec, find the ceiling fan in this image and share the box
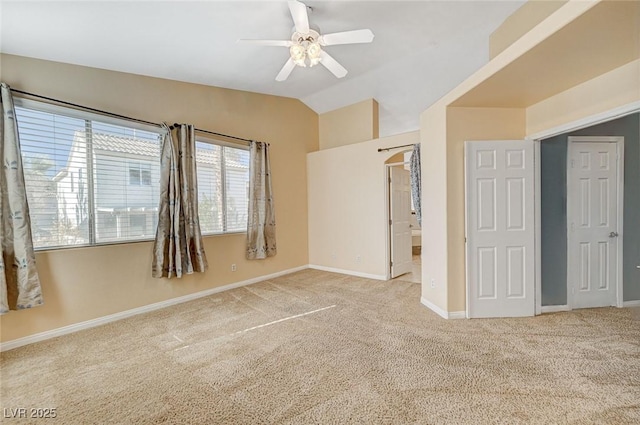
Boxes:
[238,0,374,81]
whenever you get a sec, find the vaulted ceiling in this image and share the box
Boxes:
[0,1,525,137]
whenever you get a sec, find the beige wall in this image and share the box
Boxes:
[457,1,637,108]
[319,99,379,150]
[308,131,419,278]
[489,0,567,59]
[526,59,640,136]
[0,54,318,343]
[420,106,449,311]
[385,152,405,164]
[446,107,526,311]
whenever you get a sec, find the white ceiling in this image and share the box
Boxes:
[0,1,525,137]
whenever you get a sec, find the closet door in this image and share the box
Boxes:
[465,140,535,318]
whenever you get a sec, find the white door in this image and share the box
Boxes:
[465,141,535,318]
[567,138,620,309]
[390,166,412,278]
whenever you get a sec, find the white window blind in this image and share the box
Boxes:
[14,100,162,249]
[196,140,249,234]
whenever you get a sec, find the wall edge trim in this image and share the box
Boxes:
[0,265,309,352]
[307,264,387,281]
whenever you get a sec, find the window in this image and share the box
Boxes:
[195,139,250,234]
[128,163,152,186]
[14,99,162,249]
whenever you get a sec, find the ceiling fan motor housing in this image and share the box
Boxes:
[290,29,322,67]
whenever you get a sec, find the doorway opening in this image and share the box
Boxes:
[385,151,421,283]
[538,113,638,312]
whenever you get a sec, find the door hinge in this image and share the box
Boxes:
[389,219,392,225]
[390,261,393,267]
[571,159,575,168]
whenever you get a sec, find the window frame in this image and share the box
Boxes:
[13,98,251,251]
[195,135,250,237]
[14,97,166,251]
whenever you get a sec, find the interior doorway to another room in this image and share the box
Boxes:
[539,113,639,312]
[386,151,421,283]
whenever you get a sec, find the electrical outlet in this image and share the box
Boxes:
[356,255,361,263]
[331,252,337,260]
[430,278,435,289]
[231,264,237,272]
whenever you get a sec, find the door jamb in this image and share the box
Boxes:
[566,137,625,309]
[534,141,542,315]
[464,144,470,318]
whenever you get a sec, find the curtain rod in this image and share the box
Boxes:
[377,143,415,152]
[168,123,251,144]
[10,88,253,144]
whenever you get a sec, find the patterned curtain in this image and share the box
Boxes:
[410,143,422,226]
[152,124,207,278]
[246,141,276,259]
[1,83,44,313]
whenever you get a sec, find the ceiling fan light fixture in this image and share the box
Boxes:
[289,44,307,67]
[307,42,322,67]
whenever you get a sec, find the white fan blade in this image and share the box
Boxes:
[237,39,293,47]
[320,29,374,46]
[276,58,296,81]
[319,51,347,78]
[288,0,309,34]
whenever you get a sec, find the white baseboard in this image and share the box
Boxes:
[540,305,571,313]
[308,264,387,281]
[0,265,309,352]
[420,297,466,319]
[539,302,640,313]
[448,311,467,319]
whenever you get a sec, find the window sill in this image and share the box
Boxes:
[33,231,247,252]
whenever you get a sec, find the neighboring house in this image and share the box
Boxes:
[53,131,248,245]
[54,131,162,244]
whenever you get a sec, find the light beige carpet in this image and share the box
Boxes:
[1,269,639,424]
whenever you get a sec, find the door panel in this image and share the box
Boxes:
[390,167,412,278]
[568,141,618,309]
[506,178,524,230]
[477,179,496,231]
[478,247,497,298]
[507,246,525,298]
[466,140,535,318]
